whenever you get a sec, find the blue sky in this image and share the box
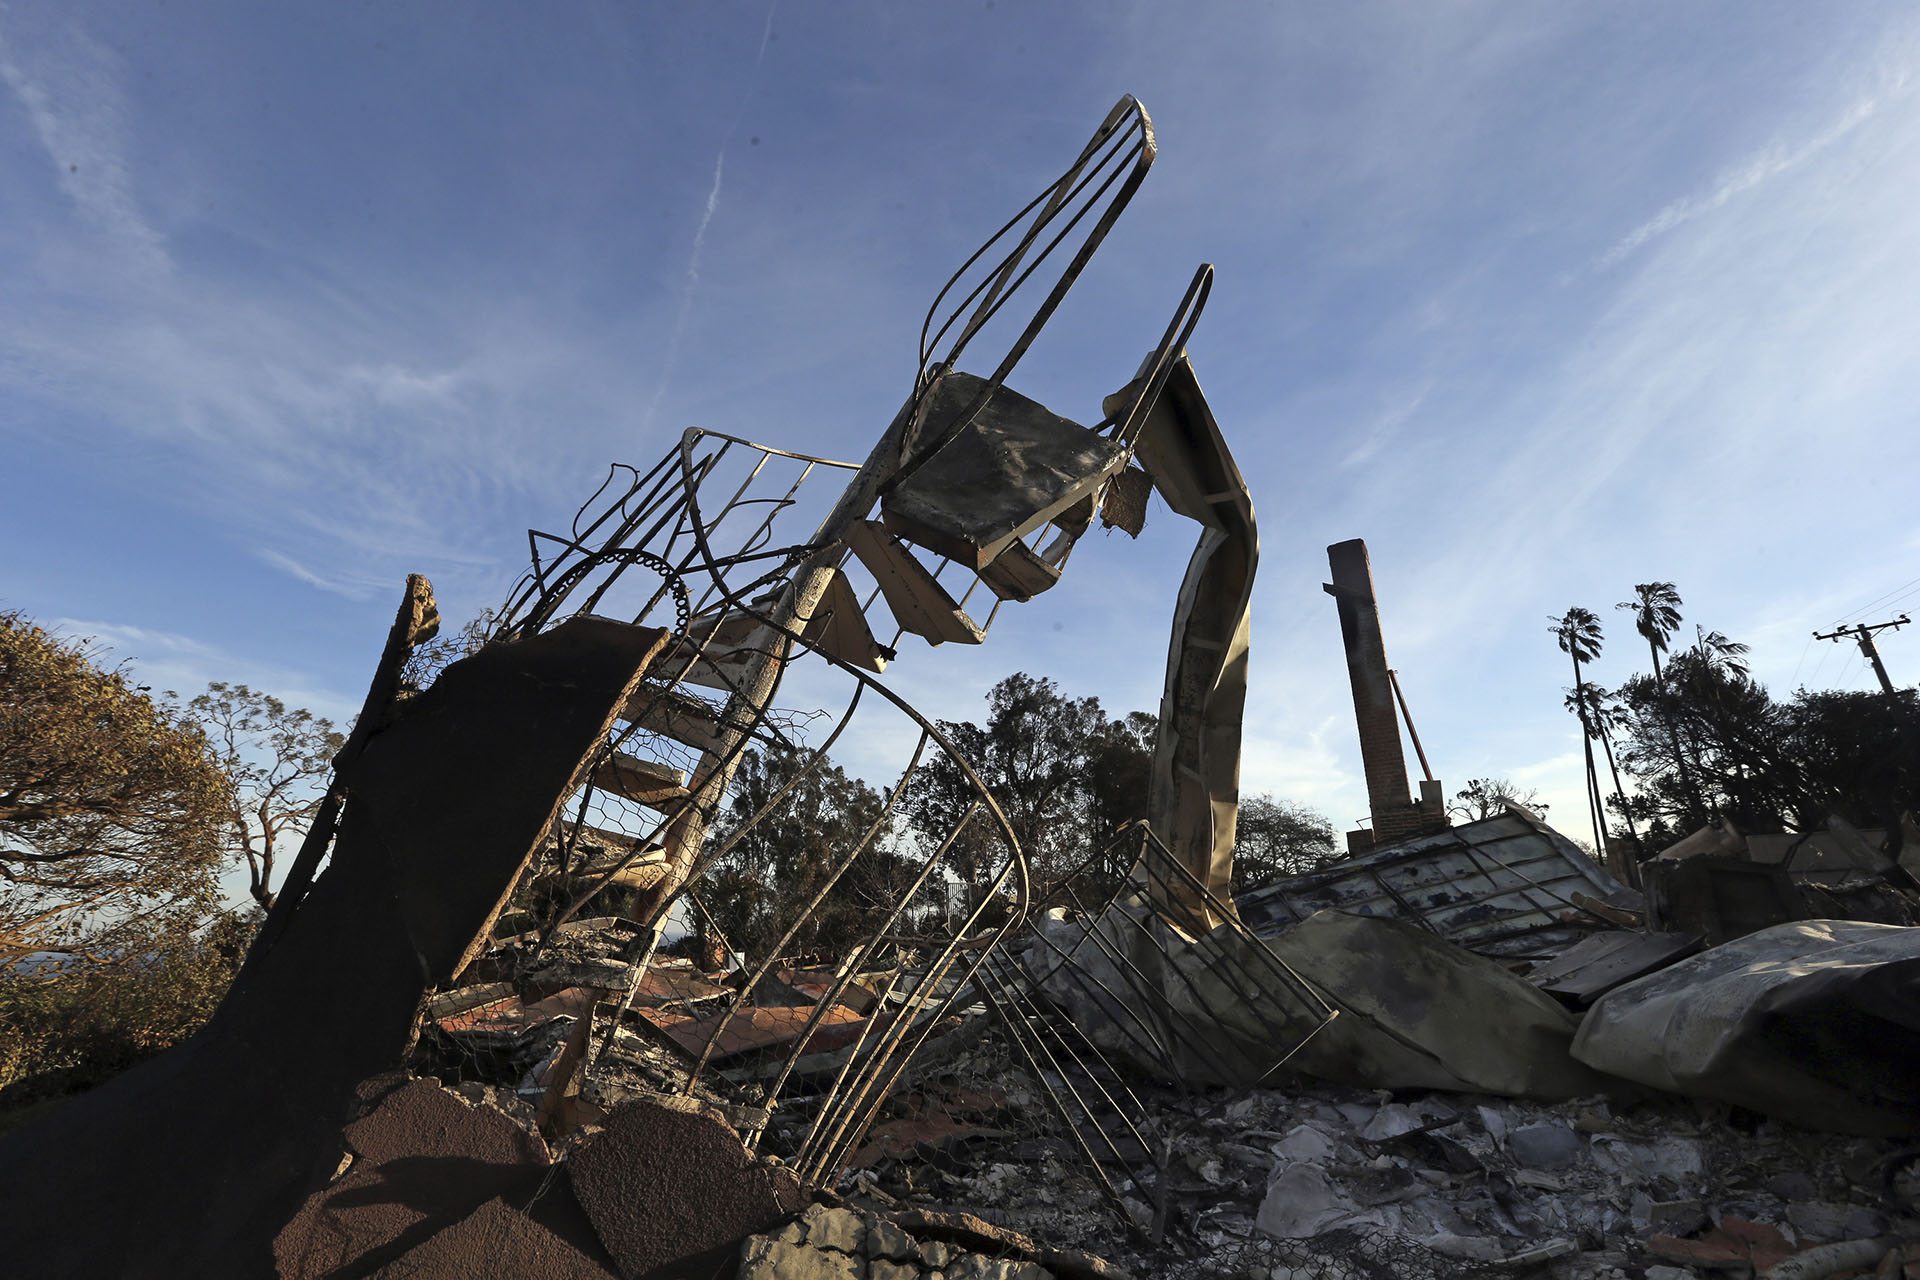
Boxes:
[5,2,1919,876]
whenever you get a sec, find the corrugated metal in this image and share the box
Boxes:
[1236,811,1632,961]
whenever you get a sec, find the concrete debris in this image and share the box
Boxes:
[366,1198,615,1280]
[1643,820,1920,943]
[568,1096,803,1277]
[1260,911,1619,1098]
[843,1014,1920,1280]
[0,611,671,1278]
[275,1074,605,1279]
[741,1211,1071,1280]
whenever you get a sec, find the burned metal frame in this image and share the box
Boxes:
[893,96,1157,489]
[1018,822,1335,1085]
[939,823,1338,1236]
[425,93,1250,1214]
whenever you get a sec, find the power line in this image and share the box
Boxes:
[1835,575,1920,626]
[1813,615,1909,698]
[1787,632,1815,689]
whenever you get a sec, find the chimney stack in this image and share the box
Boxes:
[1325,539,1447,850]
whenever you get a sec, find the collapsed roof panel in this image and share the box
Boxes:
[1235,810,1633,961]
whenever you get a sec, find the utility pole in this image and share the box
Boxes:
[1813,615,1909,698]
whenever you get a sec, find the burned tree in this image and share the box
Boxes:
[186,682,343,912]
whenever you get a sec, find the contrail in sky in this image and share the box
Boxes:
[643,151,725,429]
[644,0,779,429]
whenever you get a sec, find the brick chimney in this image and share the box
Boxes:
[1325,539,1446,850]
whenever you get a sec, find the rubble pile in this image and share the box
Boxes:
[851,1021,1920,1280]
[737,1203,1123,1280]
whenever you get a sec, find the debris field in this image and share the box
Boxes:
[2,94,1918,1280]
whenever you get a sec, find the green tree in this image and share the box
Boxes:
[0,908,256,1115]
[0,613,229,969]
[702,746,894,959]
[1611,651,1915,841]
[903,674,1155,896]
[186,683,344,911]
[1565,682,1642,855]
[1617,583,1684,682]
[1083,709,1157,854]
[1230,794,1337,894]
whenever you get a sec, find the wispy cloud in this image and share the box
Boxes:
[1599,69,1910,269]
[47,616,355,721]
[1341,383,1430,468]
[257,550,383,602]
[0,18,167,273]
[643,151,726,430]
[642,0,781,430]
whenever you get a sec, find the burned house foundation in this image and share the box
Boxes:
[4,95,1920,1280]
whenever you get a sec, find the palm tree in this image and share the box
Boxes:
[1565,683,1642,860]
[1550,607,1608,860]
[1617,582,1702,824]
[1693,626,1751,680]
[1618,583,1683,681]
[1688,625,1755,820]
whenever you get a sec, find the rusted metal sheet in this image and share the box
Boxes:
[626,966,731,1007]
[1235,810,1633,961]
[637,1002,865,1062]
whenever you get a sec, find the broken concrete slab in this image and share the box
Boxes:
[275,1076,557,1278]
[367,1197,617,1280]
[801,1202,868,1253]
[567,1096,802,1278]
[739,1234,862,1279]
[1264,910,1621,1099]
[1572,919,1920,1135]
